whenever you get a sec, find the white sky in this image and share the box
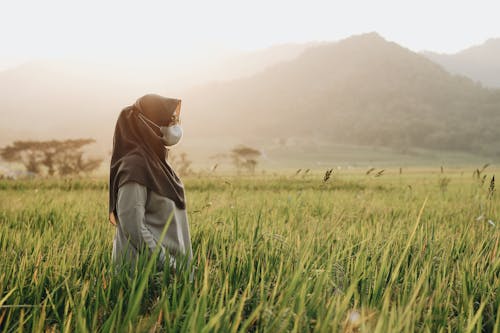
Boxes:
[0,0,499,70]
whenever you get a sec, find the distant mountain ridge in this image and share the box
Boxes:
[0,44,314,150]
[183,33,500,155]
[1,32,500,159]
[422,38,500,88]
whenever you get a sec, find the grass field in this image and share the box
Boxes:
[0,168,499,332]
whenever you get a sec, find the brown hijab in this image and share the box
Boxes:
[109,94,186,223]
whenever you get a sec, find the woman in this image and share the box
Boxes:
[108,94,193,273]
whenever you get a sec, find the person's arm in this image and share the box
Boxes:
[116,182,166,261]
[109,212,117,226]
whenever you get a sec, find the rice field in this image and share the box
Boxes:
[0,168,499,332]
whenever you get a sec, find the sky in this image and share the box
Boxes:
[1,0,499,70]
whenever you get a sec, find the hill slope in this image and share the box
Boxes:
[0,44,313,150]
[423,38,500,88]
[1,33,500,161]
[183,33,500,155]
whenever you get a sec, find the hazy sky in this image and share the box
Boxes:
[1,0,499,70]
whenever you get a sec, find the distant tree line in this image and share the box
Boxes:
[169,144,262,176]
[168,151,193,176]
[1,139,262,178]
[207,145,262,174]
[230,145,261,174]
[0,139,102,177]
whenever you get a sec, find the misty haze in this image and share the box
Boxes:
[2,32,500,172]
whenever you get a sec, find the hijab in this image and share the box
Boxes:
[109,94,186,222]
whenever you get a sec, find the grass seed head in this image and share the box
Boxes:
[488,175,495,199]
[323,168,333,182]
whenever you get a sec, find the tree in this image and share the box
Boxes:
[230,145,261,174]
[168,151,193,176]
[0,139,103,177]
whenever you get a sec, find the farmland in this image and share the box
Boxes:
[0,169,499,332]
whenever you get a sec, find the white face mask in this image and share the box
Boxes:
[161,124,183,146]
[138,113,183,146]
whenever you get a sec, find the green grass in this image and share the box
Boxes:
[0,169,499,332]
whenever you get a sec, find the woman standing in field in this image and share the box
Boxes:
[108,94,192,273]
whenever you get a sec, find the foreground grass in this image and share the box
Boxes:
[0,169,499,332]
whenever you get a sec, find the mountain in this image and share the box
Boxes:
[201,43,319,81]
[183,32,500,155]
[422,38,500,88]
[0,44,313,151]
[2,33,500,162]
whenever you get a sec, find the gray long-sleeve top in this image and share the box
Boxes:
[112,181,193,269]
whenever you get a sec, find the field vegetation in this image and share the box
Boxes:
[0,169,498,332]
